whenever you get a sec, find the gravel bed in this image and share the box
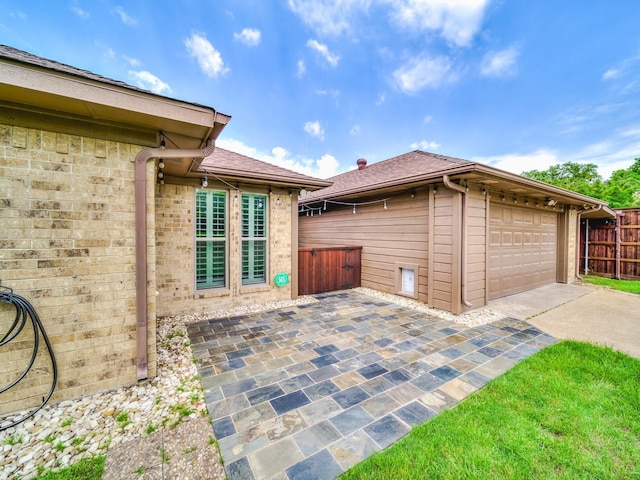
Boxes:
[0,290,496,479]
[354,287,505,326]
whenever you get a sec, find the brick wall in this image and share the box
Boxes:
[155,182,294,317]
[0,123,156,414]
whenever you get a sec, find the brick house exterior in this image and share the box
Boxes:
[0,46,327,414]
[154,147,330,317]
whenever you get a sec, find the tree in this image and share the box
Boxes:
[522,162,604,199]
[522,159,640,208]
[603,158,640,208]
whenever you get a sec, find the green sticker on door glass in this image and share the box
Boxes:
[274,272,289,287]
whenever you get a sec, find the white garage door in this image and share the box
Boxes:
[489,204,558,300]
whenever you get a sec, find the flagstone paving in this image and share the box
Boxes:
[186,291,555,480]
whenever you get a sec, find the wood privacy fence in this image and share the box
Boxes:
[298,246,362,295]
[580,208,640,280]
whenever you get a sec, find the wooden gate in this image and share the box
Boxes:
[298,246,362,295]
[580,208,640,280]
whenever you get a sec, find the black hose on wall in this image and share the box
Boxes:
[0,286,57,432]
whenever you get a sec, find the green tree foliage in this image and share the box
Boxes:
[522,158,640,208]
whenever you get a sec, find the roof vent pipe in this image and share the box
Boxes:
[357,158,367,170]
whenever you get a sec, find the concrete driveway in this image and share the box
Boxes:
[489,283,640,359]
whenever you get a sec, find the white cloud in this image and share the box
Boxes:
[122,55,140,67]
[423,115,433,124]
[481,46,520,77]
[316,89,340,99]
[304,120,325,140]
[387,0,491,47]
[557,102,625,135]
[376,92,386,105]
[234,28,261,47]
[316,154,341,178]
[350,124,361,135]
[307,39,340,67]
[471,149,559,175]
[115,6,137,26]
[71,3,89,19]
[473,124,640,180]
[128,71,172,95]
[619,125,640,137]
[296,59,306,78]
[287,0,491,47]
[569,132,640,179]
[411,140,440,150]
[185,33,229,78]
[602,68,621,80]
[9,10,26,20]
[287,0,372,36]
[601,52,640,82]
[393,54,456,94]
[216,138,340,179]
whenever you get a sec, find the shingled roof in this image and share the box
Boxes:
[302,150,474,201]
[300,149,614,217]
[1,44,133,88]
[199,147,332,190]
[0,44,231,150]
[0,44,210,108]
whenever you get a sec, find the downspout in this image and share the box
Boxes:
[442,175,472,308]
[134,138,216,381]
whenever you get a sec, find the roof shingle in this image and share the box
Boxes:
[0,44,212,110]
[200,147,331,189]
[303,150,473,200]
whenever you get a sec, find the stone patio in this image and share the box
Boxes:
[186,290,556,480]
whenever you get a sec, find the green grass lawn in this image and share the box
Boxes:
[581,275,640,295]
[341,341,640,480]
[31,456,104,480]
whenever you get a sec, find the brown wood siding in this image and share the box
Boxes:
[580,208,640,280]
[299,190,429,301]
[466,191,488,307]
[432,190,456,312]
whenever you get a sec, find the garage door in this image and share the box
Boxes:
[489,204,557,299]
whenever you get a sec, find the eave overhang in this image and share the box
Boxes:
[0,56,231,177]
[300,162,613,217]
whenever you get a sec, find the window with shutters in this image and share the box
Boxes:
[195,190,226,289]
[241,193,267,285]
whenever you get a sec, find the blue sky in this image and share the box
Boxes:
[2,1,639,180]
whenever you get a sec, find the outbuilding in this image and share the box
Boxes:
[299,151,614,314]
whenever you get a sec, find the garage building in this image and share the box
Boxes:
[299,150,614,314]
